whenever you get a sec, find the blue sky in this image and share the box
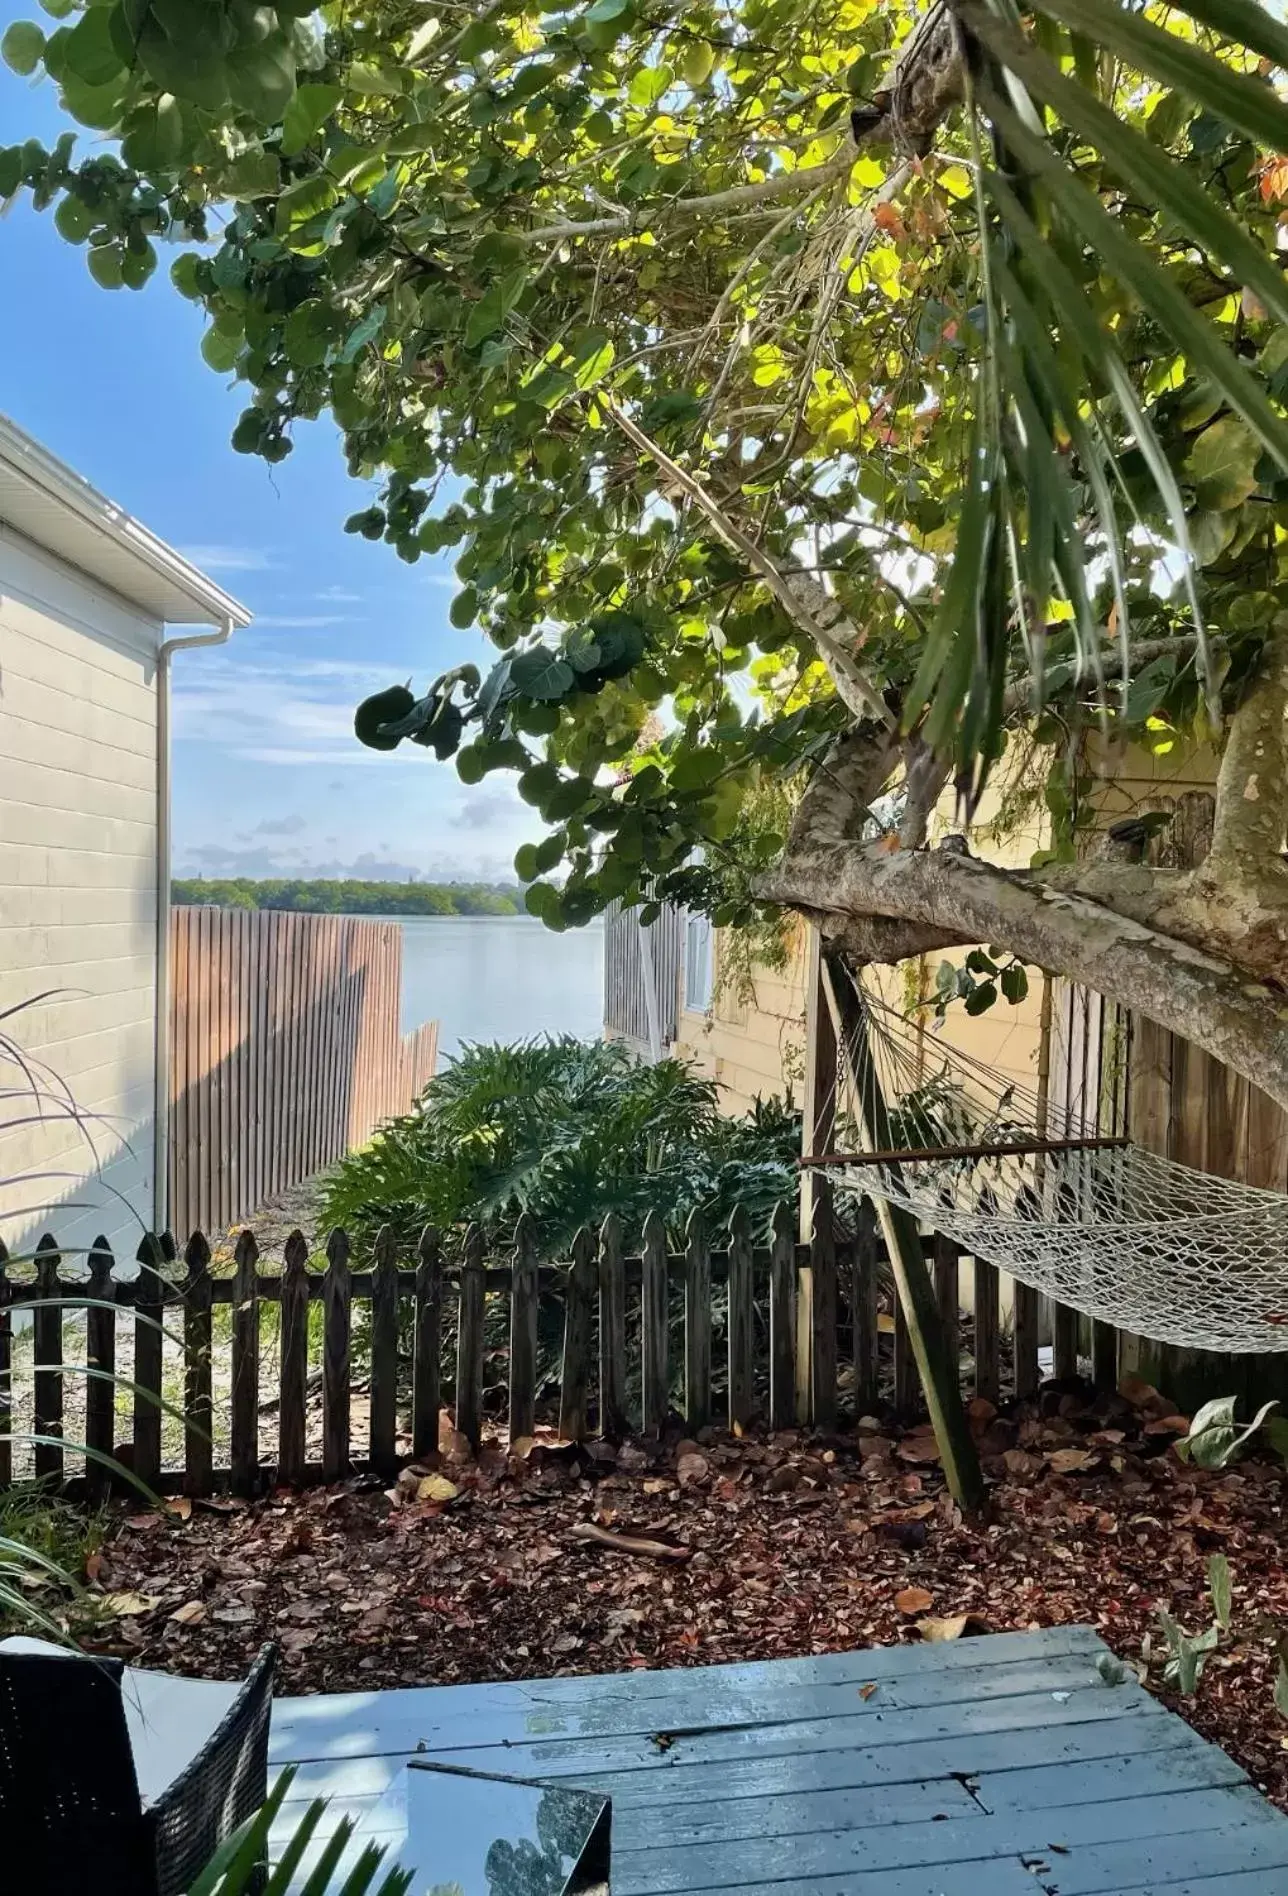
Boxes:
[0,26,542,884]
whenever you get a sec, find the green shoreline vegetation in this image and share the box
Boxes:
[172,878,522,918]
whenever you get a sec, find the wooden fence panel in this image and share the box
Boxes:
[640,1211,668,1435]
[412,1227,442,1459]
[230,1231,260,1496]
[183,1232,214,1497]
[133,1233,167,1489]
[85,1237,115,1503]
[33,1235,61,1480]
[560,1227,596,1441]
[278,1232,309,1488]
[727,1206,755,1430]
[808,1188,837,1432]
[169,907,438,1238]
[599,1213,627,1440]
[684,1211,711,1431]
[456,1226,486,1451]
[323,1228,352,1480]
[768,1201,795,1429]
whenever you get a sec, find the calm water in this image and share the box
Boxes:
[397,915,604,1059]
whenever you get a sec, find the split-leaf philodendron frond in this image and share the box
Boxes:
[11,0,1288,1099]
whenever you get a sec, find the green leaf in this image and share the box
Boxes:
[999,964,1028,1006]
[53,192,93,242]
[59,6,119,85]
[1185,418,1262,512]
[963,980,997,1017]
[1177,1396,1279,1468]
[2,20,45,74]
[1207,1551,1232,1631]
[86,243,124,289]
[200,323,242,372]
[586,0,631,19]
[276,173,339,234]
[511,647,575,700]
[227,33,297,121]
[449,585,479,629]
[1276,1657,1288,1722]
[0,146,23,197]
[514,842,540,882]
[570,331,615,391]
[354,685,415,751]
[281,82,342,157]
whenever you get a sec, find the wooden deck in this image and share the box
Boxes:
[269,1624,1288,1894]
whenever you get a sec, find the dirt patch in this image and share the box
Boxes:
[213,1175,329,1268]
[72,1387,1288,1815]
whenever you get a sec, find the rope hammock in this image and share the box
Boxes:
[806,973,1288,1354]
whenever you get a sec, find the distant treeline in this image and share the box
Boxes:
[172,878,522,917]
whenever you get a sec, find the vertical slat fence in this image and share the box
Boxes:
[168,906,439,1239]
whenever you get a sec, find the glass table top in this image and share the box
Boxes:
[403,1760,610,1896]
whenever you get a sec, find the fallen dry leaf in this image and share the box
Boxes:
[1047,1448,1098,1474]
[676,1453,710,1487]
[416,1474,460,1504]
[859,1681,880,1700]
[169,1600,207,1626]
[917,1613,970,1642]
[101,1591,160,1617]
[165,1497,193,1522]
[895,1586,935,1615]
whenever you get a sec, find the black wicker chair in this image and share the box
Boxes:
[0,1641,278,1895]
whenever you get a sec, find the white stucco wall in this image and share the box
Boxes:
[0,524,159,1266]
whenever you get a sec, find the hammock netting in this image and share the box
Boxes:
[816,978,1288,1354]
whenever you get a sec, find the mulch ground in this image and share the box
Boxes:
[76,1379,1288,1814]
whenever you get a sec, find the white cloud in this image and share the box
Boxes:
[316,586,363,603]
[179,544,275,573]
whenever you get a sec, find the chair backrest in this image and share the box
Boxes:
[0,1652,155,1895]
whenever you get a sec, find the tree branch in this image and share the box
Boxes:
[1208,632,1288,874]
[598,393,893,725]
[516,149,857,247]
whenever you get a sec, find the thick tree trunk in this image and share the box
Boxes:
[760,699,1288,1112]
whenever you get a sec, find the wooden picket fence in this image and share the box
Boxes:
[0,1187,1114,1498]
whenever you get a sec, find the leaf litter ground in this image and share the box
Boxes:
[73,1379,1288,1812]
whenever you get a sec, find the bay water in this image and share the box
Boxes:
[397,914,604,1061]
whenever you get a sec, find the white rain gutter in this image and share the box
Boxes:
[153,619,237,1235]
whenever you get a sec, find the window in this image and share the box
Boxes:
[685,913,713,1014]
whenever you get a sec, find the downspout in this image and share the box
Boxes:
[154,619,236,1235]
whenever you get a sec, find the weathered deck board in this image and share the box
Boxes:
[269,1627,1288,1894]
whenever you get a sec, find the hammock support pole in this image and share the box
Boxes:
[821,953,985,1513]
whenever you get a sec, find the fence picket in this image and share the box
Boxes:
[1053,1299,1080,1381]
[183,1231,214,1497]
[1013,1279,1040,1399]
[278,1231,309,1487]
[809,1183,837,1432]
[323,1229,352,1480]
[893,1296,917,1418]
[768,1201,795,1429]
[934,1233,959,1373]
[456,1225,485,1451]
[1092,1318,1118,1390]
[560,1227,596,1442]
[684,1210,711,1431]
[412,1226,442,1459]
[370,1225,400,1477]
[231,1231,260,1496]
[641,1210,669,1435]
[0,1241,9,1489]
[509,1214,539,1444]
[134,1232,167,1489]
[973,1256,1000,1406]
[727,1205,755,1430]
[598,1212,627,1440]
[85,1237,115,1502]
[33,1235,62,1481]
[851,1198,879,1417]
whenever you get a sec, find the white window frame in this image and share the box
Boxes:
[684,913,714,1014]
